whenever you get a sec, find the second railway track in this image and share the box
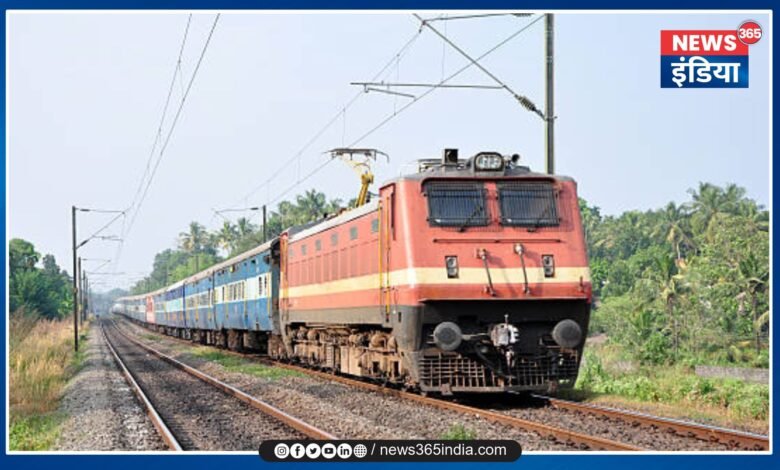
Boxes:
[112,316,769,452]
[101,319,334,451]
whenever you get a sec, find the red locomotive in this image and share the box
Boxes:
[275,149,591,394]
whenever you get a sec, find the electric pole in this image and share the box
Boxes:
[78,257,83,325]
[71,206,78,352]
[262,205,267,242]
[545,13,555,175]
[70,206,125,351]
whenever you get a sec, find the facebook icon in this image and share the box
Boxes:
[290,443,306,459]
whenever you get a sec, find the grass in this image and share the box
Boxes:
[569,345,769,433]
[190,348,303,380]
[9,413,67,451]
[441,423,477,440]
[9,316,89,450]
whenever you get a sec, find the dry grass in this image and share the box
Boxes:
[9,316,88,450]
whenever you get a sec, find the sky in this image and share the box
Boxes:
[7,11,772,290]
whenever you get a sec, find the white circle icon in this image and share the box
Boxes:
[336,443,353,459]
[290,443,306,459]
[321,443,337,459]
[354,443,368,458]
[305,443,321,459]
[273,443,289,459]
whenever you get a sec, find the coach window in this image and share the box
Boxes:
[371,218,379,233]
[498,182,559,227]
[423,181,489,228]
[315,239,322,251]
[350,226,358,240]
[301,244,307,256]
[331,232,339,246]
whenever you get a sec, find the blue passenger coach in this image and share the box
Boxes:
[116,240,278,351]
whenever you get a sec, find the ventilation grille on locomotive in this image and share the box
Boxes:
[419,352,578,391]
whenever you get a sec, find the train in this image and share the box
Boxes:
[114,149,592,395]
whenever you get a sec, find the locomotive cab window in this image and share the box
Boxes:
[498,182,559,227]
[424,181,488,227]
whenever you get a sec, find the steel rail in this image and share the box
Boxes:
[533,394,769,451]
[106,321,336,441]
[112,317,636,450]
[100,323,183,451]
[259,359,641,451]
[114,316,772,451]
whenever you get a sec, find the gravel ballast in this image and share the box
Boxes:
[115,318,587,451]
[54,325,166,451]
[104,322,306,450]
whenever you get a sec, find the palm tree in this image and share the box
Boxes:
[652,202,694,261]
[296,189,328,222]
[217,221,238,255]
[737,251,769,352]
[687,182,725,232]
[236,217,256,239]
[652,252,686,359]
[179,222,208,271]
[736,200,769,231]
[722,183,747,214]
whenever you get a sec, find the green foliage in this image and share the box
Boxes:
[441,423,477,440]
[190,349,302,380]
[130,189,344,294]
[9,239,72,319]
[584,183,769,367]
[9,413,66,451]
[576,351,768,421]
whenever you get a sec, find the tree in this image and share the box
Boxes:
[10,238,39,272]
[217,221,238,255]
[588,183,768,366]
[9,240,71,319]
[179,222,210,271]
[651,202,693,261]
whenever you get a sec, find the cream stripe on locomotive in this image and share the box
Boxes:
[285,266,591,299]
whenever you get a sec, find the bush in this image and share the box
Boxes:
[9,316,85,450]
[575,350,768,421]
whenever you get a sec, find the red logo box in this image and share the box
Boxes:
[661,30,748,56]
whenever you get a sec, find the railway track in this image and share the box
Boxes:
[531,394,769,451]
[113,317,769,451]
[101,320,335,450]
[255,357,641,450]
[112,318,635,450]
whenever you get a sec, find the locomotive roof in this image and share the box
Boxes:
[384,154,575,185]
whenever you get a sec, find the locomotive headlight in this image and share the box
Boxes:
[474,152,505,171]
[445,256,459,278]
[542,254,555,277]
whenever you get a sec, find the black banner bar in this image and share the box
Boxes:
[259,440,522,462]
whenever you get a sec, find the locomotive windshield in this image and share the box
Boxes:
[498,181,559,227]
[424,182,489,227]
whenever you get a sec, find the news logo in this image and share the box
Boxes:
[660,22,761,88]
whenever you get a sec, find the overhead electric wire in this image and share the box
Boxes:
[125,13,221,237]
[229,28,424,209]
[81,210,127,245]
[126,14,193,221]
[113,14,220,277]
[414,13,545,119]
[350,15,544,150]
[421,13,533,23]
[112,14,193,275]
[80,208,126,214]
[266,14,544,207]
